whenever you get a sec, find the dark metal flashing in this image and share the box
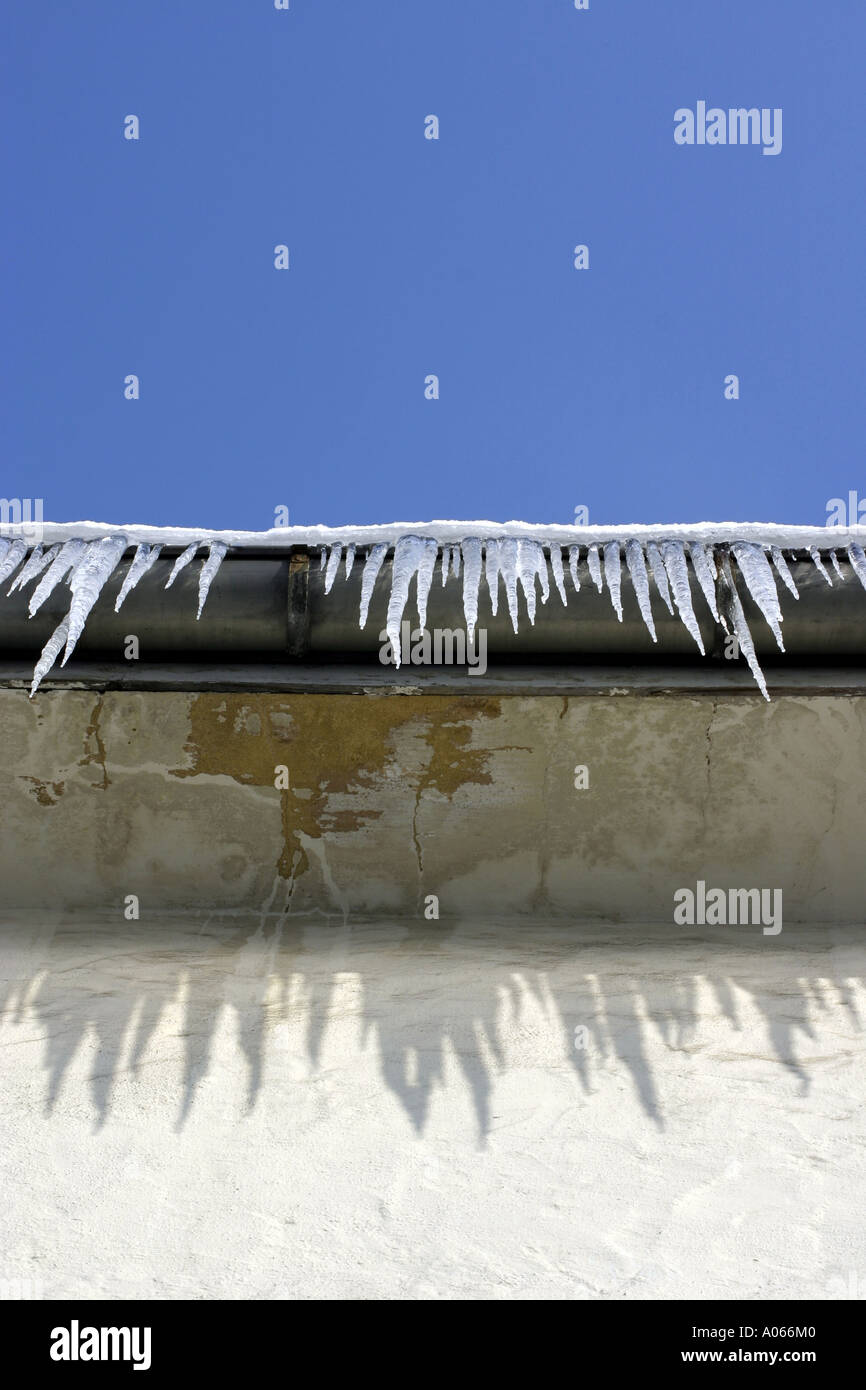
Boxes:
[3,661,866,698]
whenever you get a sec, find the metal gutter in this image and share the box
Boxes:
[0,550,864,664]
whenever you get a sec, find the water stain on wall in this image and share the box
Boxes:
[172,694,501,881]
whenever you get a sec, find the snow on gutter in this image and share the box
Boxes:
[5,519,866,548]
[2,521,866,701]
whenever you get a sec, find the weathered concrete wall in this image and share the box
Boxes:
[0,688,864,920]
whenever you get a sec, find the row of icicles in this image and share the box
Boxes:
[3,533,865,699]
[319,534,866,700]
[0,535,225,697]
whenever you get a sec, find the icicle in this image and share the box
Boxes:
[731,542,784,651]
[646,542,674,615]
[415,539,438,631]
[114,544,162,611]
[567,545,581,593]
[28,540,87,617]
[450,545,461,580]
[359,543,387,628]
[386,536,437,664]
[516,539,548,625]
[0,538,27,587]
[66,544,87,578]
[8,544,41,594]
[8,544,59,595]
[384,535,419,658]
[324,543,342,595]
[62,536,128,665]
[809,547,833,586]
[319,546,327,571]
[197,541,227,618]
[660,541,705,654]
[440,545,449,586]
[830,549,845,580]
[549,545,567,604]
[625,540,656,642]
[497,539,520,633]
[770,545,798,599]
[603,542,623,621]
[587,544,603,593]
[718,553,769,700]
[344,543,356,579]
[30,617,70,698]
[848,544,866,591]
[484,541,501,616]
[461,538,482,643]
[688,542,720,622]
[165,542,199,589]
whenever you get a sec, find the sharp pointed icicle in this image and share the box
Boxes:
[29,540,87,617]
[587,544,603,593]
[498,539,520,632]
[660,541,705,654]
[62,536,128,665]
[0,539,27,587]
[344,543,356,579]
[115,544,162,611]
[440,545,449,586]
[197,541,227,618]
[8,544,59,595]
[319,546,327,571]
[567,545,581,593]
[688,542,720,622]
[450,545,461,579]
[646,541,674,614]
[324,543,342,595]
[809,547,833,585]
[165,542,199,589]
[603,542,623,620]
[770,546,799,599]
[415,538,438,631]
[830,549,845,580]
[719,553,769,700]
[485,540,501,617]
[732,542,785,651]
[549,545,567,604]
[386,536,437,664]
[30,617,70,698]
[461,538,482,643]
[625,540,656,642]
[359,543,387,628]
[848,543,866,591]
[516,539,548,625]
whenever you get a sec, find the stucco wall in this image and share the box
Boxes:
[1,913,863,1299]
[1,688,863,921]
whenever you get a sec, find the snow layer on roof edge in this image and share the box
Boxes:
[4,519,866,549]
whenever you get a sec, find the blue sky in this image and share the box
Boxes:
[2,2,863,530]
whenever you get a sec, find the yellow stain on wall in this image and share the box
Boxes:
[173,694,501,880]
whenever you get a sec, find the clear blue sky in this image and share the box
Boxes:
[2,2,863,530]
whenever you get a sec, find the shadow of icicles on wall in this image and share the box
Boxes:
[0,914,863,1143]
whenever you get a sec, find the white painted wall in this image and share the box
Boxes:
[1,914,863,1300]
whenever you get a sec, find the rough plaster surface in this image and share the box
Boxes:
[0,914,863,1300]
[0,689,864,920]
